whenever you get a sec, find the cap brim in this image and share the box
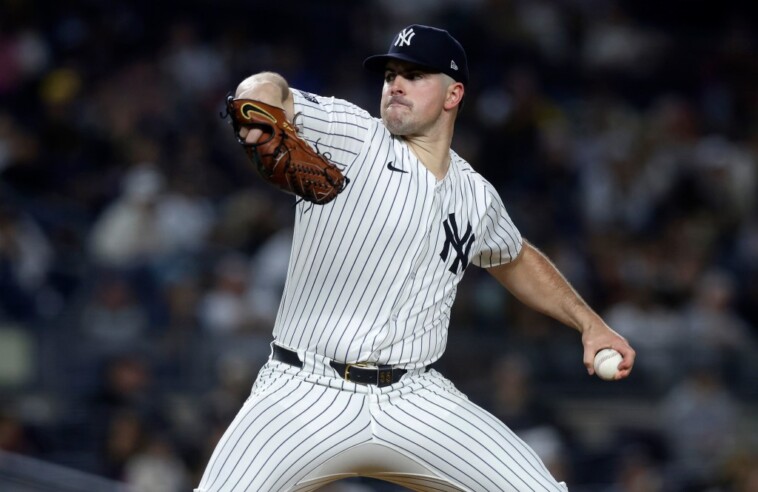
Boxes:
[363,53,440,74]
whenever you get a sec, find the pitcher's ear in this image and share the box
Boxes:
[445,82,465,110]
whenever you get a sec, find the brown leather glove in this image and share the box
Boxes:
[225,95,348,204]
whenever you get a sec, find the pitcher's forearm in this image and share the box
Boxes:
[487,241,597,333]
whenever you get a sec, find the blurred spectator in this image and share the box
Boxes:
[202,353,257,425]
[101,410,145,481]
[157,270,204,386]
[89,157,216,294]
[152,178,215,261]
[574,97,678,235]
[161,20,227,98]
[123,435,191,492]
[198,253,260,335]
[660,360,741,490]
[93,355,153,414]
[211,189,286,254]
[681,268,755,383]
[689,135,756,225]
[683,268,752,347]
[488,352,572,483]
[79,272,150,350]
[89,164,167,269]
[89,355,168,480]
[0,203,53,320]
[581,4,664,74]
[602,446,664,492]
[604,285,685,389]
[515,0,571,64]
[246,226,293,328]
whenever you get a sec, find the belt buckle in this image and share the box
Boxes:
[344,362,370,382]
[344,363,394,387]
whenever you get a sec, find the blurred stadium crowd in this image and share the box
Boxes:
[0,0,757,491]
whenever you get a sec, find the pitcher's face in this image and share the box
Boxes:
[380,61,449,137]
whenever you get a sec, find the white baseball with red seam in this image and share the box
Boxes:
[593,348,622,380]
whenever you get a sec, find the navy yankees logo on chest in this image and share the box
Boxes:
[439,213,475,274]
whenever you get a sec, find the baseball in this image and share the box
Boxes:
[593,348,622,381]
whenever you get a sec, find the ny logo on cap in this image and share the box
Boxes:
[394,28,416,47]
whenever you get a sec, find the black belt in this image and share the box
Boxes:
[271,344,408,388]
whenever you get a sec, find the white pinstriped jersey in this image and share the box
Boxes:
[273,89,522,369]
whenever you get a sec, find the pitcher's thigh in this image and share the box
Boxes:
[197,379,371,492]
[374,379,567,491]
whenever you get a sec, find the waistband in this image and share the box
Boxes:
[271,344,426,388]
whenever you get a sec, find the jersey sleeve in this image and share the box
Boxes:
[290,89,374,169]
[472,189,523,268]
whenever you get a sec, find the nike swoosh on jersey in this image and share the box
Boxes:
[387,161,408,174]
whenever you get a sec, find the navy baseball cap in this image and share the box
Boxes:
[363,25,469,85]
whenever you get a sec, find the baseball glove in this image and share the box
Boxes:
[224,95,348,205]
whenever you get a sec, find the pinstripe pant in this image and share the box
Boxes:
[196,354,568,492]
